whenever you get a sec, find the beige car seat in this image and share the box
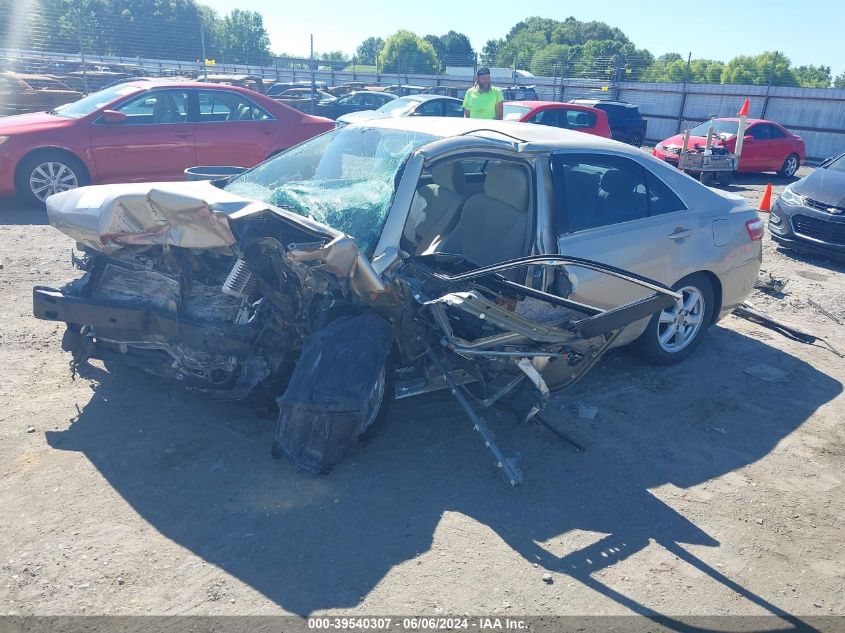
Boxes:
[415,162,468,251]
[437,163,531,268]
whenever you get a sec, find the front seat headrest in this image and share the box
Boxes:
[431,162,466,194]
[484,163,528,210]
[600,168,639,196]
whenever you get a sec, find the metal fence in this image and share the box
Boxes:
[2,46,845,162]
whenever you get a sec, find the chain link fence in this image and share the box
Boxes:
[1,3,844,160]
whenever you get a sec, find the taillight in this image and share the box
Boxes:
[745,218,764,241]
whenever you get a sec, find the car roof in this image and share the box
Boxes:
[354,117,624,152]
[117,79,259,92]
[572,99,636,107]
[399,94,462,103]
[347,90,397,96]
[506,100,599,110]
[711,117,768,125]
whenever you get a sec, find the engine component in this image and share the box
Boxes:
[222,258,256,299]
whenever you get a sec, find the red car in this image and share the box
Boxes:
[653,118,805,178]
[0,80,335,205]
[502,101,612,138]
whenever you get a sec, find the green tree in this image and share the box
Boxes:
[379,30,439,74]
[216,9,271,65]
[319,51,349,62]
[793,65,831,88]
[481,39,502,66]
[721,51,796,86]
[438,30,475,66]
[835,72,845,89]
[355,37,384,66]
[530,43,572,76]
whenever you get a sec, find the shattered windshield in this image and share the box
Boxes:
[225,126,436,253]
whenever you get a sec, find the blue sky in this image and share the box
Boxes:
[202,0,843,77]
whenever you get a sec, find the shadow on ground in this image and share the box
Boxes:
[723,173,797,194]
[46,325,840,628]
[0,195,46,225]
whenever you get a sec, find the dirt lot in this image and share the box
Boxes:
[0,169,843,624]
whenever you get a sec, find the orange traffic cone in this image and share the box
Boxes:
[758,183,773,212]
[738,98,750,117]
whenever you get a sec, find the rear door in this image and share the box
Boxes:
[88,88,195,183]
[442,99,465,118]
[413,99,443,117]
[551,152,705,314]
[194,89,277,167]
[766,124,794,170]
[740,123,773,171]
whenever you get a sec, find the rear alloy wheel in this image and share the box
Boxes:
[17,152,88,206]
[634,273,715,365]
[628,131,644,147]
[778,154,799,178]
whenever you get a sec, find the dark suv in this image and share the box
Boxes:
[502,85,539,101]
[569,99,647,146]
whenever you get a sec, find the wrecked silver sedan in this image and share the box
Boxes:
[33,118,759,484]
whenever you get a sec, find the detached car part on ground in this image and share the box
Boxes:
[32,119,761,485]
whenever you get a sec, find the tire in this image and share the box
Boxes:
[634,273,715,366]
[272,311,393,473]
[699,171,716,186]
[717,170,734,186]
[778,154,799,179]
[15,151,89,207]
[628,131,644,147]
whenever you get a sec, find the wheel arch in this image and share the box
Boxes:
[14,146,93,187]
[689,269,723,324]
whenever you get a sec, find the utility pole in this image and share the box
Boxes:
[761,51,778,119]
[676,52,692,133]
[199,18,208,81]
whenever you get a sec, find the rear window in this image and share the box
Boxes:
[503,104,531,121]
[562,108,597,129]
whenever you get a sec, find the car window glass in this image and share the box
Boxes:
[443,100,464,117]
[644,171,687,215]
[530,109,558,126]
[415,100,441,116]
[198,91,271,122]
[769,125,787,139]
[563,109,596,129]
[115,90,189,124]
[748,125,772,140]
[552,153,649,232]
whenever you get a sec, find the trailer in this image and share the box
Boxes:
[677,99,751,187]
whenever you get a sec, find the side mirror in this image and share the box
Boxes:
[101,110,128,125]
[743,135,754,142]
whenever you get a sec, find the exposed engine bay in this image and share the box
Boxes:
[34,184,678,485]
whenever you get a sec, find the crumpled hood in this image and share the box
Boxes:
[45,180,350,254]
[46,181,385,294]
[792,168,845,208]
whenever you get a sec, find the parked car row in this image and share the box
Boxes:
[0,80,335,204]
[0,72,82,116]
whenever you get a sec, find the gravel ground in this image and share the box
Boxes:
[0,168,843,623]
